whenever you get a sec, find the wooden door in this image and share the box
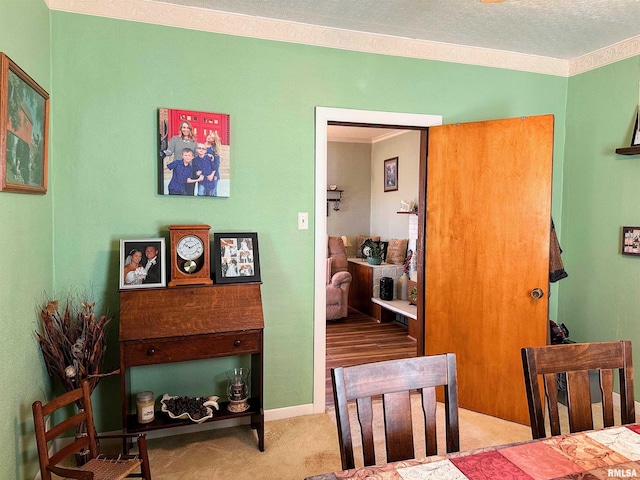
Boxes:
[425,115,553,425]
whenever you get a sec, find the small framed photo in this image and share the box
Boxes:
[0,53,49,194]
[119,238,166,289]
[384,157,398,192]
[213,232,261,284]
[622,227,640,256]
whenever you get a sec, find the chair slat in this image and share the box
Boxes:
[600,369,615,427]
[422,386,437,456]
[566,370,594,433]
[356,397,376,467]
[543,373,561,436]
[383,391,414,463]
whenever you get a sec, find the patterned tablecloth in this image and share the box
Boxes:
[305,423,640,480]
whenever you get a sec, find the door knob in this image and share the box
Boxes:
[530,288,544,299]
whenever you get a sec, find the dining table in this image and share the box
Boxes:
[305,423,640,479]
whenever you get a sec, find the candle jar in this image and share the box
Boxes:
[136,391,155,424]
[226,367,250,413]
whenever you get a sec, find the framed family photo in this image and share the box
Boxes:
[622,226,640,256]
[384,157,398,192]
[213,232,261,284]
[158,107,230,197]
[119,238,166,289]
[0,53,49,194]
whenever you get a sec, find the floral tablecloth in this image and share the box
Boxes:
[305,423,640,479]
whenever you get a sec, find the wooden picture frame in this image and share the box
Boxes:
[622,226,640,256]
[119,238,166,289]
[213,232,261,284]
[384,157,398,192]
[0,53,49,194]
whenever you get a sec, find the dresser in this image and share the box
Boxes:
[119,283,264,451]
[347,258,404,319]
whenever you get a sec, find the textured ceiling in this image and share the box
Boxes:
[148,0,640,60]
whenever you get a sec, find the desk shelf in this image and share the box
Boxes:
[126,397,262,433]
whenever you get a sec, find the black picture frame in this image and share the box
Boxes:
[119,238,166,289]
[213,232,261,283]
[632,107,640,146]
[384,156,398,192]
[622,226,640,256]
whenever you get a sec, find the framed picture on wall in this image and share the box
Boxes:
[384,156,398,192]
[119,238,166,289]
[213,232,261,284]
[622,226,640,256]
[632,106,640,146]
[158,107,230,197]
[0,53,49,194]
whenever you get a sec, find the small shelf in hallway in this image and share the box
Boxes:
[325,307,417,408]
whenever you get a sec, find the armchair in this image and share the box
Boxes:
[327,236,352,320]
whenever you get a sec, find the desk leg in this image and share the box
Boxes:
[251,409,265,451]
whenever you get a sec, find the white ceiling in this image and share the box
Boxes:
[148,0,640,60]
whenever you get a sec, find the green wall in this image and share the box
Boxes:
[49,11,567,430]
[561,58,640,344]
[0,1,52,479]
[4,4,575,477]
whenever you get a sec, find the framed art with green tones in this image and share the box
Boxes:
[0,53,49,194]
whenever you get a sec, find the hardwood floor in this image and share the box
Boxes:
[325,307,417,407]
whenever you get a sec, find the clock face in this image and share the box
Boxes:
[177,235,204,261]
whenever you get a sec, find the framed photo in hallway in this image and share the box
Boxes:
[384,156,398,192]
[158,107,230,197]
[0,53,49,194]
[213,232,261,284]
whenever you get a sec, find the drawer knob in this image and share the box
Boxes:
[234,340,241,347]
[147,348,156,356]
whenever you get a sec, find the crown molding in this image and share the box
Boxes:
[48,0,638,78]
[569,36,640,76]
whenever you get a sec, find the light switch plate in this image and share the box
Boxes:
[298,212,309,230]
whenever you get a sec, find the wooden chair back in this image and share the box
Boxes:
[331,354,459,470]
[32,380,152,480]
[521,340,635,439]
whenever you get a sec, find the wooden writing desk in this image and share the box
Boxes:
[119,283,264,451]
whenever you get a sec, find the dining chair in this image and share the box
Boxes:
[32,380,152,480]
[521,340,635,439]
[331,354,459,470]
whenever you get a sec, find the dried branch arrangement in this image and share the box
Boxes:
[35,298,112,394]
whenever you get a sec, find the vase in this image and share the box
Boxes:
[367,257,382,265]
[397,273,409,301]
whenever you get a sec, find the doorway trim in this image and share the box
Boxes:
[313,107,442,413]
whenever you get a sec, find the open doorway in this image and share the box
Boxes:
[313,107,442,413]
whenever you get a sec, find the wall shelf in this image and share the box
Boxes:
[397,211,418,215]
[615,146,640,155]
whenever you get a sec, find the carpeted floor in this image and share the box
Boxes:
[146,398,533,479]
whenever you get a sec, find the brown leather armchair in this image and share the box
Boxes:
[327,236,352,320]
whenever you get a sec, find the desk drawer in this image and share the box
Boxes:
[122,330,261,366]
